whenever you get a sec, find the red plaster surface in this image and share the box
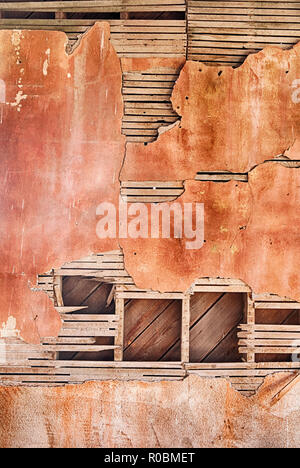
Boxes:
[121,163,300,301]
[0,374,299,448]
[0,24,125,343]
[121,46,300,180]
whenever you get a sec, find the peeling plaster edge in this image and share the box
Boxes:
[0,371,299,403]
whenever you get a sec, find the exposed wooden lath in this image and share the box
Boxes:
[122,66,182,142]
[2,250,300,395]
[186,362,300,397]
[187,0,300,66]
[120,180,184,202]
[0,1,186,13]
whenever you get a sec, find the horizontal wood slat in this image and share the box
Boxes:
[0,1,186,12]
[1,359,299,386]
[187,0,300,66]
[195,172,248,182]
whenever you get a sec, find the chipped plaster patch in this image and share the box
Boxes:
[0,316,20,339]
[11,30,22,47]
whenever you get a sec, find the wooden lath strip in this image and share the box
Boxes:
[0,1,186,12]
[41,344,120,352]
[239,346,300,353]
[27,360,183,368]
[195,172,248,182]
[255,301,300,309]
[60,314,119,322]
[116,291,185,299]
[58,328,117,337]
[239,324,300,331]
[185,362,300,370]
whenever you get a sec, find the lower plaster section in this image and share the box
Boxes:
[0,374,299,448]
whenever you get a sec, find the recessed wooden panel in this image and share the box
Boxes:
[124,298,182,361]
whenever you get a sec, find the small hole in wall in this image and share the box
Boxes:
[218,71,223,76]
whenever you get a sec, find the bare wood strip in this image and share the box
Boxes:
[42,337,96,344]
[193,285,251,292]
[181,296,190,363]
[239,339,300,346]
[238,331,300,339]
[114,298,125,361]
[0,1,186,11]
[239,324,300,331]
[116,292,185,299]
[239,346,300,353]
[26,360,183,369]
[195,172,248,182]
[121,181,184,188]
[42,345,119,352]
[60,314,119,322]
[58,329,117,337]
[255,301,300,309]
[55,306,88,313]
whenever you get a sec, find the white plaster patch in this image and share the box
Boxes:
[0,79,6,103]
[0,316,20,338]
[7,90,28,112]
[43,48,51,76]
[11,30,22,47]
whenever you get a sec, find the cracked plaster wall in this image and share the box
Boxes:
[0,23,300,448]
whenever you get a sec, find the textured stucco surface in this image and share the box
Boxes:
[0,373,299,448]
